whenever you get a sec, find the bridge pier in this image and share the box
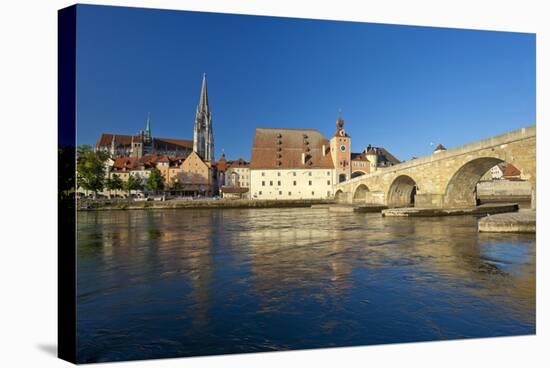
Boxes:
[414,194,444,208]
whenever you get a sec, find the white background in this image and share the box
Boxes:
[0,0,548,366]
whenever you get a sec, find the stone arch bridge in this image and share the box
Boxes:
[335,125,536,209]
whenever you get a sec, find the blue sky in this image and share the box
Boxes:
[76,4,535,161]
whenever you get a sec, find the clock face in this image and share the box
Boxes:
[340,145,346,152]
[339,129,346,137]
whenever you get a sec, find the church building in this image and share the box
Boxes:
[95,113,193,159]
[95,74,215,163]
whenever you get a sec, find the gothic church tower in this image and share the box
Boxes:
[193,73,214,161]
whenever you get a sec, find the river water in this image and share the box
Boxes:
[76,208,535,363]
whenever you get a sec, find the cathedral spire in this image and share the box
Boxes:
[198,73,209,113]
[193,73,214,161]
[145,112,152,138]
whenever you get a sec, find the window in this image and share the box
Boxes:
[259,191,262,195]
[279,191,282,195]
[277,181,281,186]
[309,180,312,185]
[270,181,273,186]
[288,191,292,196]
[327,171,330,176]
[262,172,265,176]
[308,172,312,176]
[312,191,315,195]
[293,172,296,176]
[293,181,296,186]
[277,172,281,176]
[327,180,331,185]
[262,181,265,186]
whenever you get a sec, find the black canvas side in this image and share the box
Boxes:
[58,4,77,364]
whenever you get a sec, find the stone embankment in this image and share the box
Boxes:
[78,198,334,211]
[478,210,536,233]
[314,204,387,213]
[381,203,519,217]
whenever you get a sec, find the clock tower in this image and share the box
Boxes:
[330,113,351,183]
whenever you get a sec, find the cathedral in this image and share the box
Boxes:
[95,74,215,162]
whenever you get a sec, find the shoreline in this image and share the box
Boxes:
[78,198,335,211]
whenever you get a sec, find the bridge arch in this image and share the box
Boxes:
[351,170,367,179]
[335,189,346,203]
[353,184,369,203]
[443,157,517,208]
[387,175,417,208]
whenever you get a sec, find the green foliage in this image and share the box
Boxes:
[77,145,108,195]
[106,174,124,191]
[170,177,182,190]
[146,168,165,193]
[111,174,124,191]
[123,175,142,194]
[115,202,129,210]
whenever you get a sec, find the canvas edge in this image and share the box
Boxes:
[58,4,77,364]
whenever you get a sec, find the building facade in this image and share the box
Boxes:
[250,168,334,200]
[250,127,336,200]
[171,151,213,196]
[226,158,250,188]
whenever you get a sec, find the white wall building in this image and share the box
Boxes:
[249,128,336,200]
[226,161,250,188]
[251,168,334,199]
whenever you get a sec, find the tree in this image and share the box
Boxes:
[76,145,108,197]
[104,177,113,197]
[171,177,182,190]
[123,175,142,196]
[146,168,165,194]
[111,174,124,193]
[105,174,123,197]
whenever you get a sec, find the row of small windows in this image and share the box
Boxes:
[262,180,331,186]
[261,171,331,177]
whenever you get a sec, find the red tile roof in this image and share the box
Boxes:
[96,133,142,147]
[250,128,334,170]
[227,158,250,169]
[351,152,369,162]
[156,155,171,163]
[154,137,193,149]
[503,164,521,177]
[112,157,138,170]
[95,133,193,151]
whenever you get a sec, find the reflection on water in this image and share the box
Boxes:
[76,208,535,363]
